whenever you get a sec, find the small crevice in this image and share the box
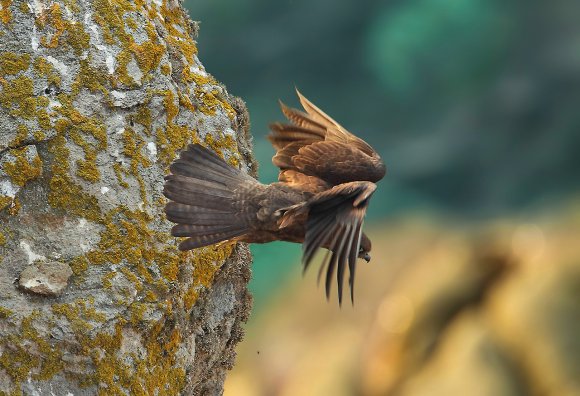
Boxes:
[0,141,41,160]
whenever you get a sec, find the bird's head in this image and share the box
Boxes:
[358,233,372,262]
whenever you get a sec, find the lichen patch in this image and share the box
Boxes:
[0,0,251,392]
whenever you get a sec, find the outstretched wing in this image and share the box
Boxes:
[283,181,376,304]
[294,90,377,156]
[268,89,386,188]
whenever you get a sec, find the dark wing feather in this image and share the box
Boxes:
[348,223,363,303]
[301,213,335,271]
[295,89,341,130]
[278,170,330,194]
[272,142,304,170]
[267,123,323,150]
[295,90,378,156]
[272,142,333,193]
[324,226,345,301]
[293,141,386,184]
[301,181,376,304]
[278,99,328,133]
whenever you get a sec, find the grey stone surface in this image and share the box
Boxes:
[18,260,73,296]
[0,0,254,394]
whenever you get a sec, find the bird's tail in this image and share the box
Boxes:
[163,144,255,251]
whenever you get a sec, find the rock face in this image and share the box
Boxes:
[18,260,74,296]
[0,0,254,394]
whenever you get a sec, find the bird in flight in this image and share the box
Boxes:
[163,90,386,304]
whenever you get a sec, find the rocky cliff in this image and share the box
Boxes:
[0,0,254,394]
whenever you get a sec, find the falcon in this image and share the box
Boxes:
[163,90,386,304]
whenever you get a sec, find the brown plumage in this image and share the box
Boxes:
[163,89,386,304]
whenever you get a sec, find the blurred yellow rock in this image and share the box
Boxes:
[225,215,580,396]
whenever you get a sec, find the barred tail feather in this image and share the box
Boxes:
[163,144,253,251]
[177,229,248,251]
[165,203,233,226]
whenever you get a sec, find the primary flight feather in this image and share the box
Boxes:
[163,89,386,304]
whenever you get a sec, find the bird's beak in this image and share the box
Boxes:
[363,253,371,263]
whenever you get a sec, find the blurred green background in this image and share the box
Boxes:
[184,1,580,394]
[186,0,580,306]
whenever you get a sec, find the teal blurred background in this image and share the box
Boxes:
[181,1,580,394]
[185,0,580,308]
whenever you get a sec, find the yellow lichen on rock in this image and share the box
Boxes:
[33,2,90,55]
[183,244,235,310]
[2,146,43,187]
[34,57,62,87]
[0,311,65,384]
[0,0,250,393]
[161,62,171,76]
[0,52,30,75]
[121,126,152,201]
[0,0,12,24]
[39,3,66,48]
[52,98,108,183]
[0,306,13,318]
[72,58,111,96]
[85,207,180,296]
[9,124,28,147]
[69,255,89,276]
[134,105,152,134]
[153,90,200,164]
[159,0,198,64]
[77,318,188,395]
[7,198,20,215]
[0,74,55,138]
[47,134,103,221]
[130,24,165,75]
[0,196,12,212]
[197,87,236,120]
[0,75,34,118]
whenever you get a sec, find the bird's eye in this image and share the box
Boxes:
[358,246,364,254]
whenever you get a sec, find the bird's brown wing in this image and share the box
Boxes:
[267,99,326,151]
[269,90,386,187]
[271,141,330,194]
[278,170,330,194]
[281,181,376,304]
[293,140,385,185]
[295,90,377,156]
